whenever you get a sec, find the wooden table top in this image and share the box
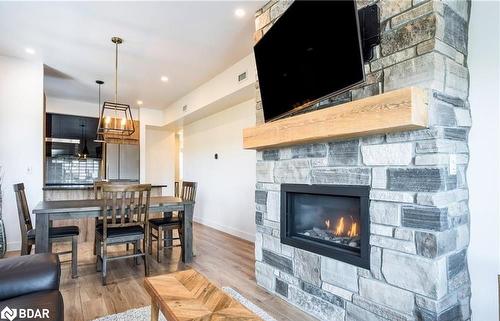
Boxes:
[144,269,261,321]
[33,196,194,214]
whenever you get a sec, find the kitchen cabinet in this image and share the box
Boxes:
[106,143,139,180]
[45,113,103,158]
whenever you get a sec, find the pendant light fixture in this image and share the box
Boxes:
[78,123,89,159]
[94,80,106,143]
[97,36,135,136]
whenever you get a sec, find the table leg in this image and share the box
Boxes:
[151,299,159,321]
[48,220,53,253]
[182,204,193,263]
[35,214,50,253]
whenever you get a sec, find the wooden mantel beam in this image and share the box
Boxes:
[242,87,428,150]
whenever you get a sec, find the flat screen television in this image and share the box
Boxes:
[254,0,365,122]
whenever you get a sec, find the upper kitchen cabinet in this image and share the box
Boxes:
[46,113,95,139]
[45,113,103,158]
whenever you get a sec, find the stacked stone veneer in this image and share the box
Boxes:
[253,1,471,321]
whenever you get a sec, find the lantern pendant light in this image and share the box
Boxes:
[97,37,135,136]
[94,80,106,143]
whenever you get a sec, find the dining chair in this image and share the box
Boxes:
[14,183,79,278]
[93,179,109,255]
[148,181,197,263]
[93,180,134,255]
[95,184,151,285]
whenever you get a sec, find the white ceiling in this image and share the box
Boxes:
[0,1,264,109]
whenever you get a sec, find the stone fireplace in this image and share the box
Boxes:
[253,1,471,321]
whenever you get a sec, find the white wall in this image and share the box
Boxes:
[138,107,174,187]
[46,96,99,118]
[163,53,256,125]
[145,127,176,196]
[183,99,256,241]
[0,56,44,250]
[467,1,500,320]
[46,96,140,119]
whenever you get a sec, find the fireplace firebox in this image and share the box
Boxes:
[280,184,370,268]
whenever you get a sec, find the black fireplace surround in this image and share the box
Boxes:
[280,184,370,269]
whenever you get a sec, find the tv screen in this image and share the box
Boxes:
[254,0,365,122]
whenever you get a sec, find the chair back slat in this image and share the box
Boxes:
[101,184,152,238]
[111,192,117,225]
[180,181,197,202]
[120,192,127,225]
[174,181,180,197]
[139,191,144,220]
[128,191,136,223]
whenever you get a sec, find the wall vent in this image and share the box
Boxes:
[238,71,247,83]
[182,105,188,112]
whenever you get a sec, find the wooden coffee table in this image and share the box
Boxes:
[144,269,262,321]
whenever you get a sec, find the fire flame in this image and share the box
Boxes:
[325,216,359,237]
[348,222,358,237]
[335,217,345,236]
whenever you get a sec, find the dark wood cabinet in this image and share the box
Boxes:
[45,113,102,158]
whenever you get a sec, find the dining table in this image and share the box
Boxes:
[32,196,194,263]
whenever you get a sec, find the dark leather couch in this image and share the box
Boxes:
[0,254,63,321]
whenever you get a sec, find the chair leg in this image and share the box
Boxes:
[26,243,32,256]
[126,243,129,251]
[102,242,108,285]
[179,227,184,258]
[144,239,150,277]
[134,240,140,265]
[96,238,102,272]
[148,226,153,255]
[93,218,97,255]
[71,235,78,278]
[133,241,137,265]
[157,227,162,263]
[164,229,173,251]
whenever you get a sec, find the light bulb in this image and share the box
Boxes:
[104,116,111,125]
[235,8,246,18]
[121,118,127,128]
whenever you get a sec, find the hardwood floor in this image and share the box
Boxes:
[7,223,316,321]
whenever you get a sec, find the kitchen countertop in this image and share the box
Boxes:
[43,184,168,191]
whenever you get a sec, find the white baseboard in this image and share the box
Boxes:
[194,217,255,242]
[6,241,21,252]
[4,224,255,252]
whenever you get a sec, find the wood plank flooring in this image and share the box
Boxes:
[7,223,316,321]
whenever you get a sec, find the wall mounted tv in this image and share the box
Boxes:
[254,0,365,122]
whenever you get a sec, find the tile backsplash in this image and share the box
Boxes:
[45,157,100,185]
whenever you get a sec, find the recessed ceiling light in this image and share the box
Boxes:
[25,48,35,55]
[137,100,143,105]
[160,76,169,82]
[235,8,246,18]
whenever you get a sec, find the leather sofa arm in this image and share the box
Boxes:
[0,253,60,301]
